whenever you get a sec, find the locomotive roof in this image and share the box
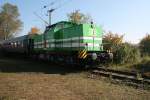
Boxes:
[46,21,76,28]
[45,21,77,32]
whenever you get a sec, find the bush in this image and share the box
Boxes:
[103,32,141,65]
[139,34,150,56]
[113,43,141,64]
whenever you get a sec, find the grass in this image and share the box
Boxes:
[108,56,150,76]
[0,56,149,100]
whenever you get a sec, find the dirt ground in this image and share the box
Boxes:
[0,57,149,100]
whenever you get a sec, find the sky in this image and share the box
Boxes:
[1,0,150,44]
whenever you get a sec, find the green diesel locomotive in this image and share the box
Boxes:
[1,21,110,66]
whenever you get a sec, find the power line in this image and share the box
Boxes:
[34,0,73,26]
[33,12,49,25]
[45,0,73,25]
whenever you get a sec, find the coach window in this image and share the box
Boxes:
[11,42,13,47]
[14,42,17,47]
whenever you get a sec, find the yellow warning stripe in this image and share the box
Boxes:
[82,54,87,59]
[80,50,87,58]
[78,50,84,58]
[78,49,87,59]
[79,50,85,58]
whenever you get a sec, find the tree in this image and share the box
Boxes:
[103,31,124,51]
[0,3,22,40]
[28,27,40,35]
[68,10,92,24]
[139,34,150,56]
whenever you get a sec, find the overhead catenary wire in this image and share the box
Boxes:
[33,0,60,25]
[34,0,73,25]
[45,0,73,25]
[33,12,49,25]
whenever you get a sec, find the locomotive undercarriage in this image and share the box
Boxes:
[31,50,112,67]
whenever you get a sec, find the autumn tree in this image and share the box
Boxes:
[139,34,150,56]
[0,3,22,40]
[28,27,40,35]
[103,31,124,51]
[68,10,92,24]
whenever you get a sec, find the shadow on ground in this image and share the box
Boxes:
[0,56,85,75]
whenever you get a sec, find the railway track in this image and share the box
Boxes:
[89,67,150,90]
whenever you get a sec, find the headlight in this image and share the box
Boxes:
[92,53,97,60]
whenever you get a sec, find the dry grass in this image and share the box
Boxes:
[0,57,149,100]
[109,56,150,76]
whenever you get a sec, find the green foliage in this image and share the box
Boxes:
[113,43,141,64]
[103,32,141,64]
[0,3,22,40]
[67,10,92,24]
[139,34,150,56]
